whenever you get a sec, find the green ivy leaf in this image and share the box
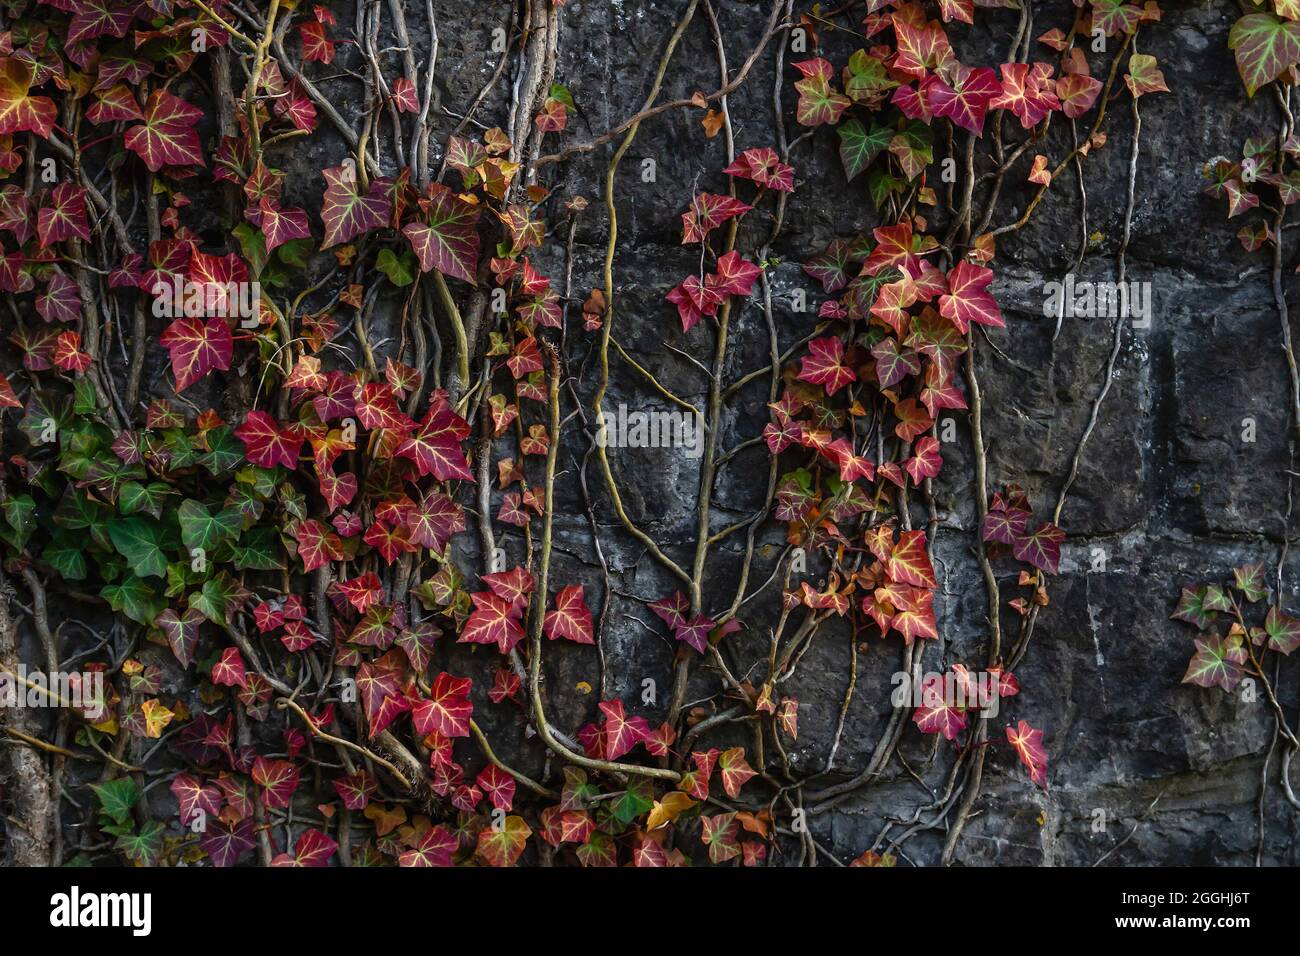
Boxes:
[119,481,175,520]
[177,499,242,552]
[232,526,286,571]
[91,777,140,826]
[1229,13,1300,97]
[107,516,170,579]
[42,534,88,580]
[199,425,244,475]
[836,118,890,181]
[102,575,166,625]
[114,819,165,866]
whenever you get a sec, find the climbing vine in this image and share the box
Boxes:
[0,0,1176,868]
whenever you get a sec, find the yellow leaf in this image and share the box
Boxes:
[575,680,592,694]
[646,791,697,830]
[140,698,174,738]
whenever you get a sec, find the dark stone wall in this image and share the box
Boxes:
[22,0,1297,866]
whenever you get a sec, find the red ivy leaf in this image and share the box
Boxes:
[797,335,856,395]
[0,58,56,137]
[124,90,205,172]
[320,165,392,248]
[543,585,595,644]
[159,316,233,392]
[37,183,91,248]
[402,183,481,283]
[1006,719,1049,789]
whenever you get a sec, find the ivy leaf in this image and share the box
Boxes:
[888,121,933,180]
[271,828,338,867]
[394,393,473,480]
[298,20,335,63]
[398,825,457,867]
[1182,634,1247,691]
[797,335,856,395]
[912,673,967,740]
[674,614,716,654]
[892,15,957,79]
[159,316,233,392]
[792,57,851,126]
[718,747,756,798]
[1006,720,1049,789]
[177,499,241,552]
[843,49,898,103]
[1229,13,1300,98]
[649,591,689,630]
[836,118,890,180]
[67,0,134,43]
[1012,522,1065,575]
[721,146,795,192]
[1265,607,1300,655]
[124,90,205,171]
[200,818,256,867]
[410,671,473,738]
[1172,584,1230,627]
[460,591,525,654]
[91,777,140,826]
[86,83,143,124]
[680,193,752,244]
[401,183,480,282]
[926,64,1001,135]
[543,584,594,644]
[332,772,378,811]
[291,518,343,572]
[476,815,531,867]
[1056,74,1103,119]
[600,699,650,761]
[235,410,302,469]
[108,517,169,579]
[887,529,937,588]
[102,575,165,625]
[710,250,762,298]
[355,651,411,737]
[211,647,247,688]
[700,813,741,863]
[169,773,222,826]
[1090,0,1143,37]
[0,58,57,137]
[37,183,92,248]
[871,337,921,388]
[1234,563,1269,603]
[320,165,392,248]
[156,606,204,668]
[477,765,516,812]
[939,261,1004,332]
[1125,53,1170,98]
[802,238,855,294]
[258,200,311,252]
[406,488,465,552]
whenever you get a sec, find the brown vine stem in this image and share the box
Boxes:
[1270,84,1300,438]
[276,696,413,791]
[468,718,556,799]
[434,271,472,413]
[533,0,786,169]
[529,345,681,783]
[591,0,698,589]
